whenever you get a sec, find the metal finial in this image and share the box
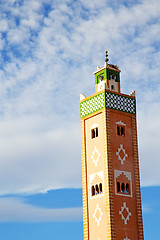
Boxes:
[105,50,109,64]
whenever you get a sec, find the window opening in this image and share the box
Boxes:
[99,183,103,193]
[91,127,98,139]
[117,126,120,135]
[92,186,95,196]
[121,183,125,193]
[126,183,130,194]
[117,182,120,192]
[111,85,114,90]
[121,127,125,136]
[98,75,104,81]
[117,126,125,136]
[95,184,99,194]
[95,127,98,137]
[91,129,95,139]
[110,74,116,80]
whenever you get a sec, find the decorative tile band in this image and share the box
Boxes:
[105,92,136,114]
[80,91,136,118]
[80,92,105,118]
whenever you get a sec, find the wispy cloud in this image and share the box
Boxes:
[0,197,82,222]
[0,0,160,194]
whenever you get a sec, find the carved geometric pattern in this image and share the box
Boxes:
[105,92,136,114]
[80,91,136,118]
[91,146,100,167]
[93,204,103,226]
[114,170,132,197]
[116,144,128,165]
[115,120,126,126]
[119,202,131,224]
[80,92,105,118]
[89,171,104,199]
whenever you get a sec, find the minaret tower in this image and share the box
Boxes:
[80,51,144,240]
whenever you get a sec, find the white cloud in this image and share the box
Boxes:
[0,197,82,222]
[0,116,81,194]
[0,0,159,194]
[0,19,8,32]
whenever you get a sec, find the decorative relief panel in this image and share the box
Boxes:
[116,144,128,165]
[119,202,131,224]
[91,146,101,167]
[89,171,104,199]
[114,170,132,197]
[93,204,103,226]
[115,120,126,126]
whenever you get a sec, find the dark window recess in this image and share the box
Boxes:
[110,74,116,80]
[116,181,130,194]
[92,129,95,138]
[121,183,125,193]
[92,186,95,196]
[111,85,114,90]
[99,183,102,193]
[117,126,120,135]
[117,182,120,192]
[95,184,99,194]
[121,127,125,136]
[95,127,98,137]
[117,126,125,136]
[91,127,98,139]
[91,183,103,196]
[98,75,104,81]
[126,183,130,194]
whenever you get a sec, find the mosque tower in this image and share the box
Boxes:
[80,51,144,240]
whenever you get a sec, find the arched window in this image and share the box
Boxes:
[121,183,125,193]
[99,183,103,193]
[126,183,130,194]
[98,75,104,82]
[121,127,125,136]
[91,127,98,139]
[91,129,95,139]
[117,126,125,137]
[110,74,116,80]
[95,127,98,137]
[92,186,95,196]
[111,85,114,90]
[117,126,120,135]
[95,184,99,194]
[117,182,120,192]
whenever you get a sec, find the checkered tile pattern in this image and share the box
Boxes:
[80,91,136,118]
[80,92,105,118]
[105,92,136,114]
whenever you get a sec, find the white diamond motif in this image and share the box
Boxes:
[91,146,100,167]
[119,202,131,224]
[116,144,128,165]
[93,204,103,226]
[124,238,130,240]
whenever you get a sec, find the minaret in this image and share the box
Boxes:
[80,51,144,240]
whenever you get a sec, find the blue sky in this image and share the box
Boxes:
[0,0,160,239]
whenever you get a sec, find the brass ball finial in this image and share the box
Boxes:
[105,50,109,64]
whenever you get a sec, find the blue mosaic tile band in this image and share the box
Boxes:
[80,91,136,118]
